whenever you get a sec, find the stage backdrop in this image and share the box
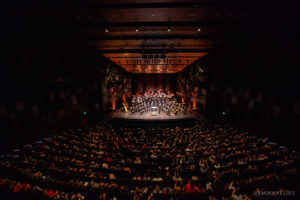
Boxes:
[133,74,176,93]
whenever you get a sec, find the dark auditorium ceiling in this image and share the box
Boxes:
[19,0,287,73]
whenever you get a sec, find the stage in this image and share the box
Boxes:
[105,109,206,122]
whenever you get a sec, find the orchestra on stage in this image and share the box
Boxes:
[122,90,187,115]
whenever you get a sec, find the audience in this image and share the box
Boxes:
[0,122,298,199]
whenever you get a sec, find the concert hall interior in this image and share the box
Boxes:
[1,0,299,199]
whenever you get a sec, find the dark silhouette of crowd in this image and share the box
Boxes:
[0,122,298,200]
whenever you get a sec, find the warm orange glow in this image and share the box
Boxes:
[112,102,116,110]
[181,95,186,104]
[112,100,116,110]
[122,94,126,103]
[191,92,197,109]
[193,100,197,109]
[102,52,207,73]
[111,92,117,110]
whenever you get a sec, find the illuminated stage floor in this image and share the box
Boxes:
[106,109,205,121]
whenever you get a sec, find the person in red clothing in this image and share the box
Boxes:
[192,183,201,193]
[12,182,23,193]
[23,182,32,191]
[47,189,55,197]
[185,180,192,193]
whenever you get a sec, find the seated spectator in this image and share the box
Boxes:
[0,123,297,200]
[185,180,192,193]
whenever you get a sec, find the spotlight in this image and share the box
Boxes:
[168,26,171,32]
[197,27,201,32]
[136,27,139,32]
[105,27,109,32]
